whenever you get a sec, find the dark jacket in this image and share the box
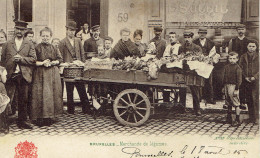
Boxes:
[0,38,36,83]
[229,37,249,58]
[222,63,242,90]
[59,37,85,63]
[193,38,215,56]
[149,37,167,59]
[83,37,104,55]
[239,52,259,80]
[178,43,202,55]
[110,39,140,60]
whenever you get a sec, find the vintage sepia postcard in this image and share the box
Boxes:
[0,0,259,157]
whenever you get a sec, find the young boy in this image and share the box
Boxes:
[222,52,242,126]
[104,36,113,58]
[239,40,259,124]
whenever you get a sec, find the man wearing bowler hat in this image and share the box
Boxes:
[1,20,36,129]
[193,27,218,104]
[228,24,249,109]
[178,29,203,116]
[84,25,104,58]
[59,21,90,114]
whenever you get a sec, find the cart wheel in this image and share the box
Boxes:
[113,89,151,127]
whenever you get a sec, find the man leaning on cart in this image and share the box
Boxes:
[178,29,203,116]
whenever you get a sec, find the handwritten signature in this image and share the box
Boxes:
[121,146,248,158]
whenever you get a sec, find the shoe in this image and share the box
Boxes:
[17,121,33,129]
[226,114,233,124]
[223,104,228,109]
[239,104,247,110]
[232,120,241,127]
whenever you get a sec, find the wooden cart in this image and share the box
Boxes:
[64,68,204,127]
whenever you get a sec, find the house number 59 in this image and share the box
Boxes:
[118,13,128,22]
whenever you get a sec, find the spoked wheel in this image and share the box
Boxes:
[113,89,151,127]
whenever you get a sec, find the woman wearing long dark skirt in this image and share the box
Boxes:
[31,27,63,126]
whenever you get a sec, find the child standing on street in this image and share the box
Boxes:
[239,40,259,124]
[222,52,242,126]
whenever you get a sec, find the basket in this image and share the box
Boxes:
[63,66,84,78]
[0,93,10,114]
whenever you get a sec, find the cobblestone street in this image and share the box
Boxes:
[1,93,259,138]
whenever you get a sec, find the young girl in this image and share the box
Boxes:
[0,66,9,134]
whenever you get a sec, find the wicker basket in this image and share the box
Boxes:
[0,93,10,114]
[63,66,84,78]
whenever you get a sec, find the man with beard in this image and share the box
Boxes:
[228,24,249,109]
[1,21,36,129]
[84,25,104,59]
[193,27,217,104]
[178,29,203,116]
[59,21,90,114]
[149,27,167,59]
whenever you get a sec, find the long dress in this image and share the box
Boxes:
[31,43,63,120]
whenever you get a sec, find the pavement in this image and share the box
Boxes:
[1,93,258,138]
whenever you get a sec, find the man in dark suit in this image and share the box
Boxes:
[59,21,90,114]
[83,25,104,59]
[178,29,203,116]
[193,27,217,104]
[1,21,36,129]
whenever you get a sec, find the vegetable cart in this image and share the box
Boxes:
[63,67,204,127]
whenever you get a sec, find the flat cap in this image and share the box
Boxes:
[154,27,163,32]
[198,27,207,33]
[91,25,100,31]
[236,24,246,29]
[183,28,194,37]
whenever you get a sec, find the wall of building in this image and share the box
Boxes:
[107,0,148,45]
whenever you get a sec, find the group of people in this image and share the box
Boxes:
[0,20,259,135]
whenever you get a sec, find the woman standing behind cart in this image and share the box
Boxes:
[31,27,63,126]
[133,29,147,57]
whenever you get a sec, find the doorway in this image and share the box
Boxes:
[66,0,100,33]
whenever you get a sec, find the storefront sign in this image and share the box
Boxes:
[166,0,242,22]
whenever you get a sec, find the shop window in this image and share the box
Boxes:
[13,0,33,22]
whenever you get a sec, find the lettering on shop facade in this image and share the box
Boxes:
[166,0,242,22]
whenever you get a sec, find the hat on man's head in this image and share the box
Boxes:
[14,20,28,30]
[198,27,207,33]
[183,28,194,37]
[66,21,77,30]
[236,24,246,29]
[91,25,100,31]
[154,27,163,32]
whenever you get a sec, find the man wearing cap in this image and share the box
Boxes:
[1,21,36,129]
[228,24,249,108]
[149,27,167,59]
[83,25,104,58]
[178,29,203,116]
[228,24,249,58]
[193,27,217,104]
[59,21,90,114]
